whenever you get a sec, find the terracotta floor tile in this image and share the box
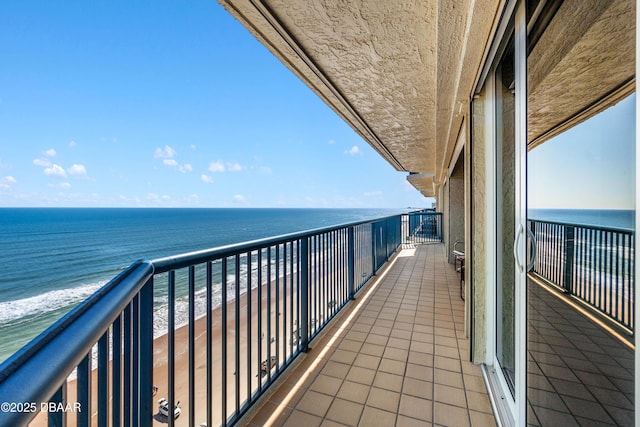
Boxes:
[373,371,404,392]
[398,394,433,422]
[359,406,397,427]
[346,366,377,386]
[283,409,323,427]
[366,387,400,413]
[336,380,370,404]
[435,379,467,408]
[325,398,364,426]
[296,390,333,418]
[310,374,343,396]
[433,402,471,427]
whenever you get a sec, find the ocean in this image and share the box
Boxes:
[0,207,633,364]
[528,208,635,231]
[0,207,405,363]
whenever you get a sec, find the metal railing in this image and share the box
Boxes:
[528,219,635,332]
[0,211,436,427]
[402,210,443,244]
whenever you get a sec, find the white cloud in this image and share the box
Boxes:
[208,160,244,173]
[328,139,336,145]
[345,146,361,155]
[67,164,87,176]
[48,182,71,189]
[200,174,214,184]
[44,164,67,178]
[163,159,178,166]
[43,148,57,157]
[226,162,243,172]
[69,140,77,148]
[0,176,16,189]
[233,194,246,202]
[208,161,225,173]
[154,145,176,159]
[33,158,52,168]
[179,163,192,173]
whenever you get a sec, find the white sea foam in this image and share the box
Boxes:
[0,282,107,325]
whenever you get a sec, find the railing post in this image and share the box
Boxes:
[139,278,154,427]
[529,221,536,273]
[48,384,67,427]
[371,223,377,273]
[562,226,575,294]
[300,237,310,352]
[348,226,355,300]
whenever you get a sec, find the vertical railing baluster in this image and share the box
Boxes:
[282,243,287,362]
[188,266,196,427]
[221,259,228,425]
[123,304,132,427]
[613,233,619,321]
[77,353,91,427]
[167,271,176,427]
[257,250,263,391]
[247,251,252,400]
[289,242,294,356]
[140,278,153,427]
[132,295,139,427]
[275,247,280,371]
[235,254,240,415]
[266,248,271,381]
[98,332,109,427]
[300,237,310,352]
[206,261,213,427]
[563,226,574,294]
[322,234,327,326]
[112,314,121,427]
[48,383,66,427]
[348,226,355,300]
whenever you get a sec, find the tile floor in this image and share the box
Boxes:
[241,244,497,427]
[527,278,634,426]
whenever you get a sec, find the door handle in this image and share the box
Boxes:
[526,227,537,272]
[513,224,524,273]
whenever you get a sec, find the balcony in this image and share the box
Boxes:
[0,211,453,427]
[1,212,633,426]
[242,243,496,427]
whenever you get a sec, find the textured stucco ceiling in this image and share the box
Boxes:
[528,0,635,147]
[218,0,501,197]
[218,0,635,198]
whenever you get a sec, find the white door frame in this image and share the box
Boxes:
[482,1,527,425]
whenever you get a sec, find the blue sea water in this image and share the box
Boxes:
[528,208,635,231]
[0,207,405,363]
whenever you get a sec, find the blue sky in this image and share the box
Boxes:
[0,1,431,209]
[528,93,636,210]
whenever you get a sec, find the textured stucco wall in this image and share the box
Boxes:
[471,88,487,363]
[447,151,465,265]
[442,181,450,255]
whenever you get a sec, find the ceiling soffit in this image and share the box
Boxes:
[218,0,504,195]
[263,0,438,174]
[528,0,635,147]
